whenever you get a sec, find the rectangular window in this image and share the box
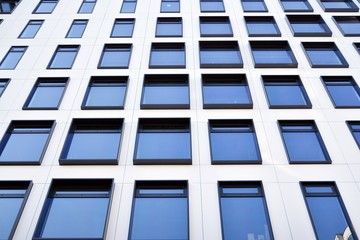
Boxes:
[318,0,359,12]
[156,18,182,37]
[161,0,180,12]
[141,74,189,109]
[0,181,32,240]
[209,120,261,164]
[59,119,123,165]
[129,181,189,240]
[286,15,332,36]
[262,75,311,108]
[333,16,360,36]
[134,118,191,164]
[347,121,360,148]
[0,78,10,97]
[301,182,358,240]
[279,120,330,163]
[19,20,43,38]
[47,45,79,69]
[280,0,313,12]
[0,121,55,164]
[218,182,274,240]
[302,42,348,68]
[149,43,185,68]
[202,74,252,109]
[111,18,135,37]
[66,20,88,38]
[245,16,281,37]
[200,41,243,68]
[321,76,360,108]
[241,0,268,12]
[200,16,233,37]
[33,0,58,14]
[120,0,137,13]
[98,44,132,69]
[82,76,128,109]
[33,179,113,239]
[0,0,21,13]
[23,77,68,109]
[0,46,27,70]
[78,0,96,13]
[200,0,225,12]
[250,41,298,68]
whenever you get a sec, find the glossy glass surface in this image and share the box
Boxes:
[0,47,26,70]
[78,1,96,13]
[142,85,189,105]
[291,22,327,33]
[99,47,131,68]
[201,21,232,36]
[242,0,267,11]
[200,48,242,65]
[0,81,7,96]
[121,1,136,13]
[161,1,180,12]
[66,20,87,38]
[85,84,126,107]
[150,49,185,67]
[282,1,311,10]
[27,83,65,108]
[203,84,251,105]
[306,49,344,66]
[322,1,353,9]
[0,198,23,239]
[19,21,43,38]
[200,1,225,12]
[246,22,279,35]
[49,48,78,69]
[253,49,294,64]
[338,22,360,35]
[265,83,308,106]
[111,20,134,37]
[156,21,182,37]
[34,1,57,13]
[326,83,360,107]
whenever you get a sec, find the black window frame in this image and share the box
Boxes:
[18,20,44,39]
[33,0,58,14]
[199,16,233,37]
[0,78,10,97]
[244,16,281,37]
[0,0,21,14]
[47,45,80,69]
[241,0,268,12]
[0,46,27,70]
[286,15,332,36]
[317,0,359,12]
[149,43,186,69]
[120,0,137,13]
[66,19,88,38]
[160,0,180,13]
[199,41,243,68]
[333,16,360,36]
[78,0,96,14]
[200,0,225,12]
[98,44,132,69]
[347,121,360,148]
[279,0,314,12]
[111,18,135,38]
[354,42,360,54]
[156,17,182,37]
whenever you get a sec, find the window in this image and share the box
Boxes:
[200,41,243,68]
[59,119,123,164]
[134,118,191,164]
[0,121,54,164]
[321,76,360,108]
[347,121,360,148]
[245,16,281,37]
[66,20,88,38]
[241,0,268,12]
[0,78,10,97]
[279,0,313,12]
[200,0,225,12]
[33,0,58,14]
[262,75,311,108]
[302,42,348,68]
[0,181,32,240]
[156,18,182,37]
[129,181,189,240]
[286,15,332,36]
[48,45,79,69]
[317,0,359,12]
[111,18,135,37]
[149,43,185,68]
[141,74,189,109]
[161,0,180,12]
[209,120,261,164]
[0,46,27,70]
[202,74,253,109]
[333,16,360,36]
[33,179,113,239]
[78,0,96,13]
[354,42,360,54]
[279,120,330,163]
[23,77,68,109]
[218,182,274,240]
[120,0,137,13]
[250,41,298,68]
[98,44,132,68]
[0,0,20,14]
[82,76,128,109]
[19,20,43,38]
[301,182,358,240]
[200,17,233,37]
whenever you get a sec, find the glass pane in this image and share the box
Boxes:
[85,85,126,107]
[265,84,307,106]
[0,198,23,240]
[338,22,360,34]
[200,49,242,65]
[322,1,352,9]
[201,22,232,35]
[305,186,334,194]
[247,22,278,35]
[139,189,184,194]
[142,85,189,105]
[327,85,360,107]
[130,197,188,240]
[35,2,57,13]
[222,187,259,194]
[307,50,343,65]
[292,23,326,33]
[282,1,310,10]
[121,2,136,13]
[201,2,225,12]
[161,1,179,12]
[242,1,267,11]
[27,86,64,108]
[50,50,77,68]
[67,23,87,38]
[0,189,26,194]
[353,131,360,143]
[203,85,251,105]
[0,50,25,69]
[79,2,95,13]
[100,49,130,68]
[253,49,293,64]
[112,22,133,37]
[156,23,182,36]
[150,50,185,67]
[20,22,42,38]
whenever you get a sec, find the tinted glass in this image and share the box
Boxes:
[203,84,251,105]
[0,81,8,96]
[200,1,225,12]
[253,49,294,64]
[0,198,23,239]
[0,47,26,70]
[242,0,267,11]
[282,1,311,10]
[338,21,360,35]
[322,1,353,9]
[200,48,242,65]
[49,47,78,69]
[111,20,134,37]
[0,2,17,13]
[121,1,137,13]
[99,46,131,68]
[161,0,180,12]
[78,1,96,13]
[150,49,185,67]
[26,82,65,108]
[291,22,327,33]
[85,83,126,107]
[66,20,87,38]
[306,49,344,66]
[142,85,189,106]
[156,20,182,37]
[265,83,308,106]
[326,83,360,107]
[200,20,232,36]
[19,20,43,38]
[246,22,279,35]
[34,1,57,13]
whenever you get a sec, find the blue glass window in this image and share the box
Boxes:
[78,0,96,13]
[263,75,311,108]
[322,76,360,108]
[354,43,360,54]
[111,18,135,37]
[120,0,137,13]
[200,17,233,37]
[129,181,188,240]
[200,41,243,68]
[287,15,332,36]
[66,20,88,38]
[33,0,58,14]
[279,121,330,163]
[0,0,21,13]
[302,182,358,240]
[98,44,132,68]
[200,0,225,12]
[23,78,68,109]
[161,0,180,12]
[0,46,27,70]
[141,74,189,109]
[202,74,252,109]
[149,43,185,68]
[134,118,191,164]
[0,181,32,240]
[48,45,80,69]
[82,76,128,109]
[156,18,182,37]
[0,121,54,164]
[245,16,281,36]
[0,78,10,97]
[59,119,123,164]
[219,182,274,240]
[241,0,268,12]
[280,0,313,12]
[333,16,360,36]
[319,0,359,12]
[33,179,112,239]
[347,121,360,148]
[19,20,43,38]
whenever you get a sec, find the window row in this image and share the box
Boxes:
[0,118,360,165]
[1,180,357,240]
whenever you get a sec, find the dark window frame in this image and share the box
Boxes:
[279,0,314,12]
[47,45,80,69]
[286,15,332,37]
[317,0,359,12]
[200,0,225,12]
[199,16,233,37]
[354,42,360,54]
[149,43,186,69]
[98,44,132,69]
[18,20,44,39]
[156,17,182,37]
[347,121,360,148]
[244,16,281,37]
[111,18,135,38]
[66,19,88,38]
[78,0,96,14]
[0,46,27,70]
[333,16,360,36]
[33,0,58,14]
[0,78,10,97]
[199,41,243,68]
[160,0,180,13]
[120,0,137,13]
[241,0,268,12]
